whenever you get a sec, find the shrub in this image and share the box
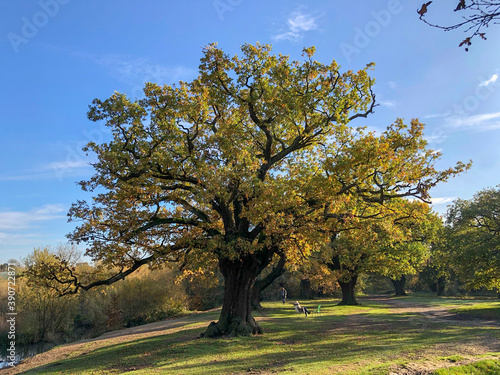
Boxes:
[15,277,77,345]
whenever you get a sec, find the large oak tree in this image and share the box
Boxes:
[26,43,467,337]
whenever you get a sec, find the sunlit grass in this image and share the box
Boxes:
[393,293,497,305]
[449,301,500,320]
[10,297,500,375]
[432,359,500,374]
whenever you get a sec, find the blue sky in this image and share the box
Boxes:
[1,0,499,262]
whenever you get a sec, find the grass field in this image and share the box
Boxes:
[4,295,500,374]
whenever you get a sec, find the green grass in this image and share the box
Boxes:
[449,301,500,320]
[12,296,500,375]
[432,359,500,374]
[437,355,466,363]
[393,294,497,306]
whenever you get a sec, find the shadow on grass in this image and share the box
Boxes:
[17,326,204,374]
[451,306,500,320]
[94,309,221,341]
[16,299,500,375]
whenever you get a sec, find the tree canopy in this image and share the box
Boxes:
[26,43,468,337]
[324,198,441,304]
[441,186,500,290]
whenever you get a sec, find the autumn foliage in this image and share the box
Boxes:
[25,43,468,337]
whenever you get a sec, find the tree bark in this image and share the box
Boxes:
[202,252,272,337]
[391,275,408,296]
[338,275,360,305]
[300,278,313,299]
[251,278,265,311]
[327,251,365,306]
[437,276,446,296]
[251,255,286,310]
[429,281,438,293]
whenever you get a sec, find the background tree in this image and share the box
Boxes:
[17,246,190,345]
[293,255,339,299]
[377,208,442,297]
[251,253,286,310]
[326,199,440,305]
[418,1,500,50]
[390,275,408,296]
[442,186,500,290]
[26,43,467,337]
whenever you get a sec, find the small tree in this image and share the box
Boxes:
[20,247,79,343]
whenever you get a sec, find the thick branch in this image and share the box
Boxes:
[135,217,199,233]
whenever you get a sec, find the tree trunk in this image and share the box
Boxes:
[251,278,265,311]
[429,281,437,293]
[437,276,446,296]
[251,254,286,310]
[338,275,359,305]
[327,252,365,306]
[203,253,271,337]
[391,275,408,296]
[300,278,313,299]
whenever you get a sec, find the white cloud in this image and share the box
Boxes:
[0,159,92,181]
[48,160,90,171]
[423,111,500,136]
[0,204,66,230]
[431,197,456,205]
[72,51,196,97]
[422,113,446,120]
[424,131,448,144]
[0,172,54,181]
[32,204,66,215]
[363,125,384,136]
[288,12,317,32]
[445,112,500,131]
[379,100,397,108]
[273,10,319,42]
[479,74,498,87]
[98,56,195,86]
[0,232,46,247]
[47,159,93,181]
[97,56,196,99]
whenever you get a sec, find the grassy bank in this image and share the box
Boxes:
[433,359,500,374]
[4,296,500,374]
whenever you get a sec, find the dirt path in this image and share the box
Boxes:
[364,296,500,326]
